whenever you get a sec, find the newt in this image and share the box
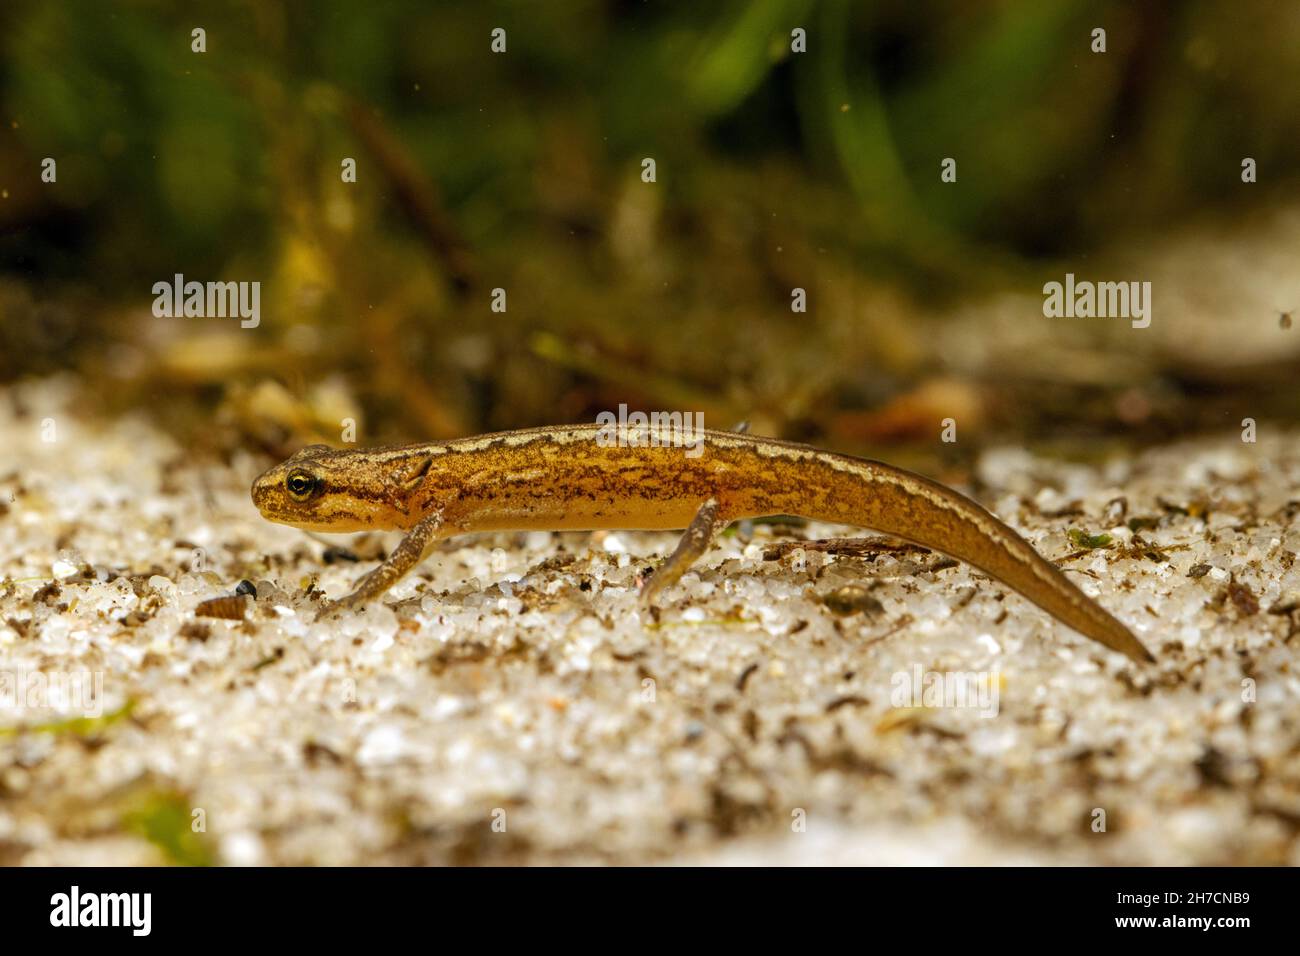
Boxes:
[251,424,1154,662]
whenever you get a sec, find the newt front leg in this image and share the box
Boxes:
[318,507,445,616]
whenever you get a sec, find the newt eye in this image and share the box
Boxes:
[285,469,321,501]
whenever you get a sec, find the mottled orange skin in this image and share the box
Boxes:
[251,424,1154,662]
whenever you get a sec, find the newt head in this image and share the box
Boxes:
[252,444,421,532]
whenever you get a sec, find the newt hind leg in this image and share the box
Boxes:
[640,497,727,606]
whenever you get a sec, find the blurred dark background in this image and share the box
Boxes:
[2,0,1299,474]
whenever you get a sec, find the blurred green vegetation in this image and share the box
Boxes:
[1,0,1298,466]
[122,786,214,867]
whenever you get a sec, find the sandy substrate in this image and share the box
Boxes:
[2,377,1298,865]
